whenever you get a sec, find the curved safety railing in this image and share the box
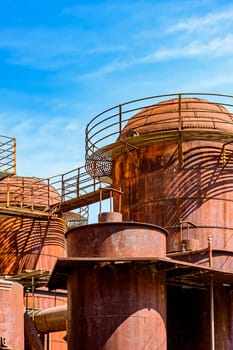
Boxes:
[85,93,233,177]
[0,165,112,222]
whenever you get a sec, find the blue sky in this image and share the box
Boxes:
[0,0,233,178]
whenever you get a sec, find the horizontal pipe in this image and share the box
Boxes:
[32,305,67,333]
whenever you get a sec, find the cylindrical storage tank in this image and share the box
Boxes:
[0,280,24,350]
[0,176,67,350]
[68,264,166,350]
[112,98,233,264]
[66,221,167,258]
[66,219,167,349]
[0,176,67,275]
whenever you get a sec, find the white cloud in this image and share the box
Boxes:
[167,8,233,33]
[76,33,233,80]
[140,34,233,62]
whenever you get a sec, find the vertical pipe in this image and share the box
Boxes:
[119,187,122,213]
[61,174,65,202]
[46,333,50,350]
[178,93,184,166]
[208,234,215,350]
[210,275,215,350]
[99,188,102,213]
[6,177,10,207]
[32,276,35,321]
[110,190,113,212]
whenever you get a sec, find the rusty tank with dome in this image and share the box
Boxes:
[85,93,233,269]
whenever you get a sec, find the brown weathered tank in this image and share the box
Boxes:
[0,176,66,275]
[113,97,233,270]
[0,280,24,350]
[0,176,67,350]
[64,213,168,350]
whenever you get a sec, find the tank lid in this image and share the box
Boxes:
[121,97,233,137]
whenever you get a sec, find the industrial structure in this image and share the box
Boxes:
[1,93,233,349]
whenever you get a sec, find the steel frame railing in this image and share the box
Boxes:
[0,165,110,221]
[85,93,233,177]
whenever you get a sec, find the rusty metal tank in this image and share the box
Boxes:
[110,97,233,270]
[65,213,167,349]
[0,176,67,350]
[0,176,67,275]
[0,280,24,350]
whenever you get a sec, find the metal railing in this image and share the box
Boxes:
[85,93,233,176]
[0,165,110,221]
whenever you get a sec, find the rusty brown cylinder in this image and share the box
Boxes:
[66,220,167,349]
[182,238,200,251]
[112,97,233,261]
[113,140,233,260]
[33,305,67,333]
[0,280,24,350]
[98,211,122,223]
[67,265,166,350]
[66,221,167,258]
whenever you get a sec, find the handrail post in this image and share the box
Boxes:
[6,177,10,207]
[61,174,65,202]
[99,188,102,213]
[77,168,80,197]
[110,190,113,212]
[31,184,34,211]
[47,178,50,207]
[20,177,24,208]
[178,93,184,166]
[119,104,122,137]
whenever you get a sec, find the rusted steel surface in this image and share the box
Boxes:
[33,305,67,333]
[0,175,67,275]
[24,313,44,350]
[0,280,24,350]
[66,221,167,258]
[169,249,233,273]
[120,98,233,136]
[48,256,233,291]
[0,216,66,275]
[49,256,233,349]
[98,211,122,223]
[113,138,233,254]
[85,93,233,177]
[112,97,233,257]
[0,176,67,350]
[67,265,166,350]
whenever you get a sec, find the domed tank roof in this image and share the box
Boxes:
[121,97,233,137]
